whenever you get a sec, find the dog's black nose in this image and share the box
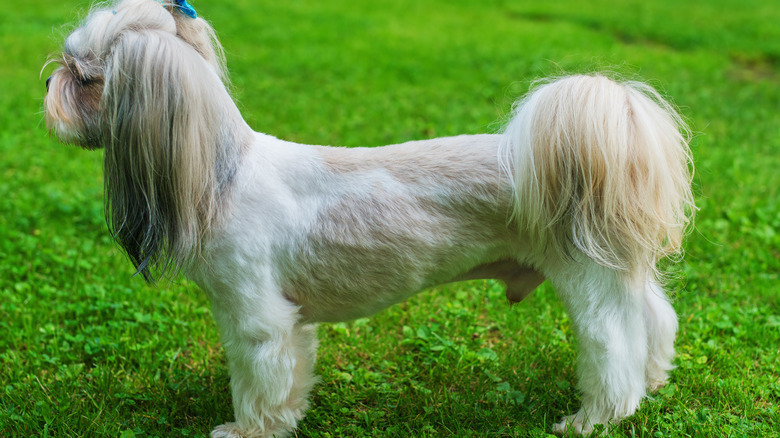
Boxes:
[46,76,51,91]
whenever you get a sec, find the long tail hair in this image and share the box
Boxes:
[500,75,695,275]
[79,0,245,281]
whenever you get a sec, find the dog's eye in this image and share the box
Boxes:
[62,60,96,86]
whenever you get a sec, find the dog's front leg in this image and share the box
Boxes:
[547,258,649,435]
[207,285,319,438]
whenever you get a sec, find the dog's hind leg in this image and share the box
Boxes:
[208,286,319,438]
[643,280,678,392]
[546,258,648,435]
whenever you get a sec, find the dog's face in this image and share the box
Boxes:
[44,4,136,150]
[45,49,106,149]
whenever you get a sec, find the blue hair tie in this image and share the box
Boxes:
[173,0,197,19]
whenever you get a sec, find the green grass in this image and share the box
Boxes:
[2,0,779,436]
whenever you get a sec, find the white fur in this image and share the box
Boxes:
[44,1,694,436]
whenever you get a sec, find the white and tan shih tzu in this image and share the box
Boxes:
[44,0,695,436]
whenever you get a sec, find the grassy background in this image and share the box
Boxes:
[2,0,779,436]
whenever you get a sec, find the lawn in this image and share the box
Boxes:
[1,0,778,437]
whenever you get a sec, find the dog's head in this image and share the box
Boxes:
[44,0,227,149]
[43,0,243,282]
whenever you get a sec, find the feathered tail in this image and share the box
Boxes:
[499,75,695,274]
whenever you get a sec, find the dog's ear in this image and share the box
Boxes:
[101,29,225,282]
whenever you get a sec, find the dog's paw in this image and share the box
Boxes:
[552,412,596,436]
[646,366,672,393]
[210,421,293,438]
[211,422,245,438]
[647,375,670,393]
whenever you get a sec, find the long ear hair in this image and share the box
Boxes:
[101,17,242,282]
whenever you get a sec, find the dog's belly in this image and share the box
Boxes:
[454,260,545,304]
[284,255,544,323]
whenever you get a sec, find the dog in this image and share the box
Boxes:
[44,0,695,436]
